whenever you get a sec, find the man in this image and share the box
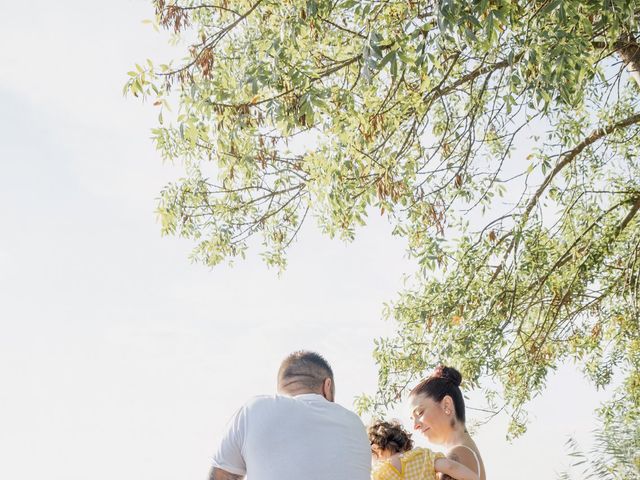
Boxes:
[210,351,371,480]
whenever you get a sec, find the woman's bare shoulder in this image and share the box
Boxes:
[446,445,480,470]
[443,444,485,480]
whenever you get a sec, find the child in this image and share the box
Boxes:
[368,420,479,480]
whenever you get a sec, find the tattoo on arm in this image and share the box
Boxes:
[209,467,243,480]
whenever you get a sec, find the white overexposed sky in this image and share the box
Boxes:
[0,2,613,479]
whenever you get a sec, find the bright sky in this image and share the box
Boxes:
[0,1,612,479]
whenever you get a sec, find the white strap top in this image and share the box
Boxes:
[453,444,482,476]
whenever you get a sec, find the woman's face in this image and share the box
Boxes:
[409,393,452,444]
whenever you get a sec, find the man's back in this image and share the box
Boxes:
[212,394,371,480]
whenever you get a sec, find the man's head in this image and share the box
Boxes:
[277,350,335,401]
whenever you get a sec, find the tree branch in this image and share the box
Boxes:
[616,34,640,90]
[490,112,640,284]
[522,112,640,223]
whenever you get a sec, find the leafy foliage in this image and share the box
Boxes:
[128,0,640,448]
[560,393,640,480]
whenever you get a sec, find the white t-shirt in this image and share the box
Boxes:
[211,393,371,480]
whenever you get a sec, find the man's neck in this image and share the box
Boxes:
[278,386,322,397]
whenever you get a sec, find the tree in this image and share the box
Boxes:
[561,405,639,480]
[127,0,640,445]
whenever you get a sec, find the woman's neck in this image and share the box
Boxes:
[441,422,469,447]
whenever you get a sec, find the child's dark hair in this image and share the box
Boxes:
[368,420,414,454]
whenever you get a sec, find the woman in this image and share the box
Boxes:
[409,366,486,480]
[368,419,479,480]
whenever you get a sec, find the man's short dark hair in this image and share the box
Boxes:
[278,351,334,390]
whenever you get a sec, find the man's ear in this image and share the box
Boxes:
[322,377,334,402]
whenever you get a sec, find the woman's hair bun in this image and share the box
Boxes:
[432,365,462,387]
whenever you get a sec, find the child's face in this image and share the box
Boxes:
[371,444,392,461]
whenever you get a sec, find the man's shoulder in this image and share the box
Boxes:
[241,394,303,411]
[243,394,276,405]
[240,394,281,410]
[327,401,366,424]
[241,395,365,427]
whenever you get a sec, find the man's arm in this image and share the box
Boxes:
[209,467,244,480]
[210,404,248,479]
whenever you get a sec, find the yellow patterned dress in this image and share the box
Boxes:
[372,447,445,480]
